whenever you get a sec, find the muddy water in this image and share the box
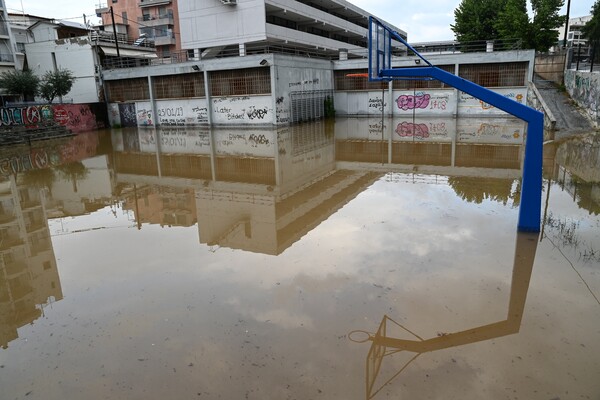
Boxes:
[1,119,599,399]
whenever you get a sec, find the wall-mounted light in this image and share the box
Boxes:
[260,59,269,66]
[414,59,421,65]
[192,65,200,71]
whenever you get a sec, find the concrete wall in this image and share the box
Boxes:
[273,58,333,124]
[178,0,267,49]
[534,52,566,84]
[565,69,600,127]
[25,38,100,104]
[335,87,528,117]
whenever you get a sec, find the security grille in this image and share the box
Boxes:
[290,90,333,123]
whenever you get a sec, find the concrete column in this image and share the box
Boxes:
[203,69,213,126]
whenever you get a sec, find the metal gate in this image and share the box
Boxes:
[290,90,333,123]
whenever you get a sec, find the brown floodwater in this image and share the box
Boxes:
[1,118,599,399]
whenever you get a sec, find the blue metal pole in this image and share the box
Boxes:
[380,66,543,232]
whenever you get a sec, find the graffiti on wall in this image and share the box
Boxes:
[458,88,527,115]
[0,104,99,133]
[458,118,525,144]
[212,96,273,125]
[0,131,99,176]
[565,71,599,124]
[119,103,138,127]
[394,91,451,113]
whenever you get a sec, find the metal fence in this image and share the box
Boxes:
[566,43,599,72]
[290,90,333,123]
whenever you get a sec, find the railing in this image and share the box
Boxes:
[139,0,172,7]
[566,44,598,72]
[0,52,14,63]
[101,38,526,71]
[139,12,174,22]
[90,31,156,48]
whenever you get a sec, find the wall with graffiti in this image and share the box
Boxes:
[334,87,529,117]
[107,95,274,128]
[565,70,600,127]
[0,131,100,176]
[0,103,106,133]
[457,88,527,116]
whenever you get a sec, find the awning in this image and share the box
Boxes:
[100,46,158,59]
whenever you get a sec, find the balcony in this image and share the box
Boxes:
[0,52,14,64]
[21,199,42,210]
[154,35,176,46]
[138,13,174,27]
[139,0,172,8]
[0,236,24,251]
[0,213,16,226]
[9,282,33,301]
[4,262,27,278]
[26,221,46,233]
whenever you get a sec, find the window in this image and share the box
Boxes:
[43,261,52,270]
[122,12,128,24]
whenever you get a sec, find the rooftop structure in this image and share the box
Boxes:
[177,0,407,59]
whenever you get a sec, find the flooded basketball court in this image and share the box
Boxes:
[1,118,599,399]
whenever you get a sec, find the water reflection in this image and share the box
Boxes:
[109,117,525,254]
[0,175,61,349]
[351,232,538,399]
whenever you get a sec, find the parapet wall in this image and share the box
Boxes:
[565,70,600,127]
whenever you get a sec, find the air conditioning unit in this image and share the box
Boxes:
[221,0,237,5]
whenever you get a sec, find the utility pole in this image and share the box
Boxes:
[110,6,120,57]
[562,0,571,48]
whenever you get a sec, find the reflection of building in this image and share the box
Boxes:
[335,117,525,176]
[122,185,197,228]
[111,123,381,254]
[111,118,527,254]
[0,175,61,349]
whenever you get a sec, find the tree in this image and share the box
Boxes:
[495,0,530,45]
[451,0,508,43]
[39,69,75,103]
[529,0,565,51]
[582,1,600,46]
[0,69,39,101]
[452,0,565,51]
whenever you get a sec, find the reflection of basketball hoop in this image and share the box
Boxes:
[348,330,373,343]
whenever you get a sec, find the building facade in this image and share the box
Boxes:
[178,0,406,59]
[96,0,181,59]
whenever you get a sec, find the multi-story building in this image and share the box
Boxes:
[178,0,406,59]
[95,0,181,59]
[0,0,19,104]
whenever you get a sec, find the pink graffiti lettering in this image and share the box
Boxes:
[396,94,430,110]
[395,122,430,138]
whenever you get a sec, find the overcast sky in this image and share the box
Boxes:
[5,0,597,43]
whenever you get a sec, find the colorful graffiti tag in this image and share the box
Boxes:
[0,104,100,133]
[396,94,431,110]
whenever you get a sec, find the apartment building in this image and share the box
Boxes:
[96,0,181,58]
[178,0,406,59]
[0,1,17,76]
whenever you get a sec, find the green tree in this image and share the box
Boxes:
[529,0,565,51]
[39,69,75,103]
[0,69,39,101]
[451,0,508,43]
[582,1,600,47]
[452,0,565,51]
[495,0,530,44]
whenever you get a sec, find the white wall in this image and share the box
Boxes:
[335,87,528,118]
[179,0,267,49]
[25,39,99,103]
[273,60,334,125]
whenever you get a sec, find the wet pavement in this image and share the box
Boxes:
[0,118,599,400]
